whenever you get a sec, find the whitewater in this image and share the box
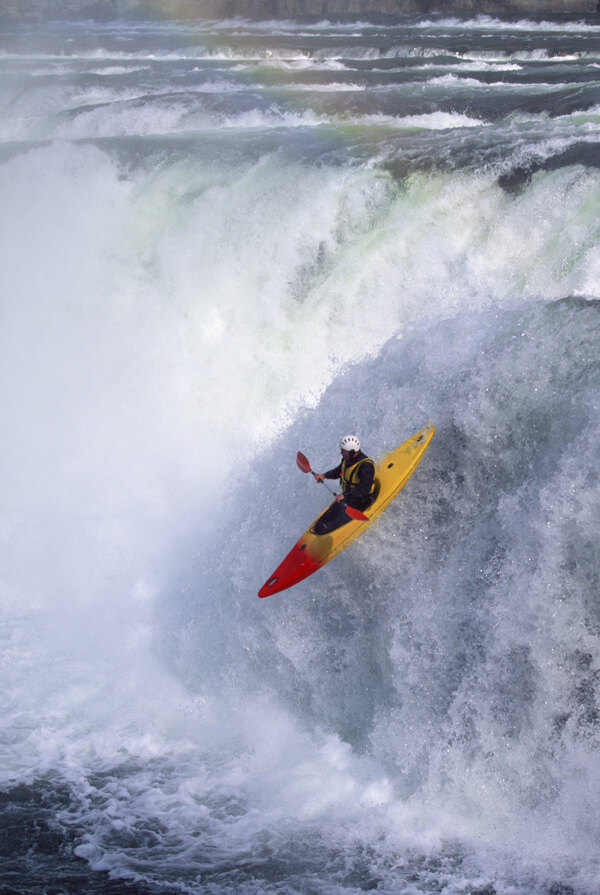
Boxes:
[1,11,600,895]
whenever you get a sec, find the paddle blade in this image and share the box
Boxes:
[344,505,369,522]
[296,451,312,474]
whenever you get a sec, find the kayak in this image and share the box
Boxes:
[258,424,435,598]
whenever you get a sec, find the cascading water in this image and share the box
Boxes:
[1,11,600,895]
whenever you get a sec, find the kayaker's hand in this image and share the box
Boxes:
[335,492,344,502]
[314,473,324,483]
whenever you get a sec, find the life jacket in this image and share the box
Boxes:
[341,454,375,496]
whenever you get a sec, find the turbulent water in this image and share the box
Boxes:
[1,11,600,895]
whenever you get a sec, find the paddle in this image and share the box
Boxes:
[296,451,369,521]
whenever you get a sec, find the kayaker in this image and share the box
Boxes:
[312,435,375,535]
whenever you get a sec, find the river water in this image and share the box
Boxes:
[1,12,600,895]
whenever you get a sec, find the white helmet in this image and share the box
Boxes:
[340,434,360,452]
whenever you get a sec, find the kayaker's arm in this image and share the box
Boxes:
[314,462,342,484]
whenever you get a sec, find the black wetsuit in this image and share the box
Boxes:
[313,451,375,536]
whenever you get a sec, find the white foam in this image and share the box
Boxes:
[363,110,486,129]
[1,19,600,894]
[415,14,600,32]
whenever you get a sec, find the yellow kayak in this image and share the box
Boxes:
[259,424,435,597]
